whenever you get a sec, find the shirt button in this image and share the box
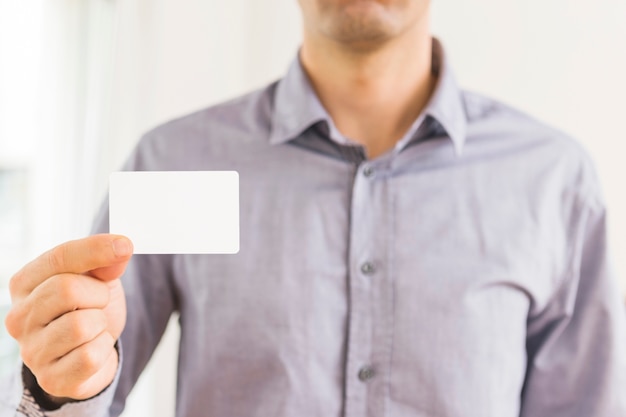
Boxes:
[360,262,376,275]
[358,366,376,382]
[363,165,375,178]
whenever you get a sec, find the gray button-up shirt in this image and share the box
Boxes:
[3,39,626,417]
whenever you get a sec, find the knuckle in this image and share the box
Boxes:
[3,307,21,339]
[37,372,62,397]
[54,275,81,306]
[4,302,33,341]
[76,346,103,376]
[20,344,39,370]
[7,270,24,296]
[68,311,106,343]
[66,314,91,342]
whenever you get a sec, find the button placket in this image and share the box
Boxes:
[344,160,391,417]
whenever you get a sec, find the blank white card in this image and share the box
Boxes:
[109,171,239,254]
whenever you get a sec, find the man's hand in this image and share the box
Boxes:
[4,234,133,402]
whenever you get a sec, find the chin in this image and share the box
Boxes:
[324,2,401,44]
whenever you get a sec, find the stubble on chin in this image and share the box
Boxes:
[317,1,400,47]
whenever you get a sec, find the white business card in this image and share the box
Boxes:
[109,171,239,254]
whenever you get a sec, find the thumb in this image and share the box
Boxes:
[88,237,134,281]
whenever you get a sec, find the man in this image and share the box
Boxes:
[2,0,626,416]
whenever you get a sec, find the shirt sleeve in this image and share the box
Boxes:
[520,196,626,416]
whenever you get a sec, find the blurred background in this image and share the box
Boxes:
[0,0,624,416]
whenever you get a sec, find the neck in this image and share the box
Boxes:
[300,13,434,159]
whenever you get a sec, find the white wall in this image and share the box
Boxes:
[98,0,302,194]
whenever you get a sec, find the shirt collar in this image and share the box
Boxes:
[422,38,467,155]
[268,54,330,146]
[269,38,467,155]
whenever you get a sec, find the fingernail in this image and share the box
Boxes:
[112,238,133,257]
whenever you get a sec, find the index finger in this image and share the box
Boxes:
[10,234,133,298]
